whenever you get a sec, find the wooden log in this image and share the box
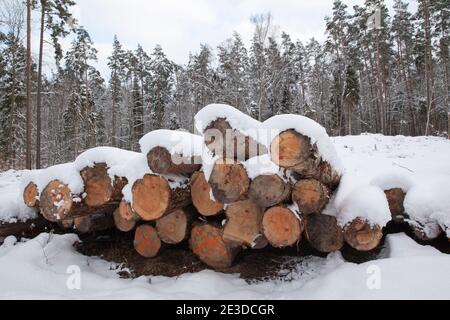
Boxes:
[156,207,194,245]
[74,212,114,234]
[113,200,139,232]
[248,174,291,208]
[190,171,224,217]
[270,130,341,188]
[384,188,406,223]
[262,206,303,248]
[343,218,383,251]
[292,179,330,215]
[57,219,74,230]
[134,224,162,258]
[132,174,191,221]
[223,200,266,248]
[23,182,39,208]
[304,214,344,253]
[409,222,442,242]
[80,163,127,207]
[39,180,117,222]
[147,146,202,175]
[189,223,240,269]
[0,217,53,239]
[209,159,250,204]
[204,118,267,161]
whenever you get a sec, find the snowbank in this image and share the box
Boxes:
[0,232,449,299]
[0,171,37,223]
[262,114,344,175]
[139,129,204,157]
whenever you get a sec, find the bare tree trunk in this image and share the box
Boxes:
[424,0,434,136]
[36,0,46,169]
[25,0,32,170]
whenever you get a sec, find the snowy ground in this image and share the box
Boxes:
[0,134,449,299]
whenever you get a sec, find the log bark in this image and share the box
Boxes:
[209,159,250,204]
[190,171,224,217]
[23,182,39,208]
[156,207,194,245]
[80,163,127,207]
[344,218,383,251]
[0,217,53,239]
[147,146,202,175]
[204,118,267,161]
[248,174,291,208]
[292,179,330,215]
[409,222,442,242]
[114,200,139,232]
[57,219,74,230]
[270,130,341,188]
[223,200,266,248]
[39,180,117,222]
[384,188,406,223]
[132,174,191,221]
[74,213,115,234]
[134,224,162,258]
[262,206,303,248]
[189,223,240,269]
[304,214,344,253]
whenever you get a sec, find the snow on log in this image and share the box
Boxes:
[304,214,344,253]
[131,174,191,221]
[134,224,163,258]
[113,200,139,232]
[189,223,240,269]
[156,207,194,245]
[248,174,291,208]
[39,180,117,222]
[190,171,224,217]
[262,115,343,188]
[223,199,266,248]
[195,104,267,161]
[262,206,303,248]
[74,212,114,234]
[209,158,250,204]
[23,182,39,208]
[140,130,203,175]
[292,179,330,215]
[343,218,383,251]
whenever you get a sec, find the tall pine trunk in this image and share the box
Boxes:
[26,0,32,170]
[36,0,46,169]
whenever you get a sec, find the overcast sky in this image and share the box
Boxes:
[39,0,418,79]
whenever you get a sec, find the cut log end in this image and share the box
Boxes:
[384,188,406,223]
[223,200,264,248]
[39,180,74,222]
[292,179,329,215]
[270,130,312,168]
[304,214,344,253]
[80,163,114,207]
[132,174,191,221]
[191,171,224,216]
[23,182,39,208]
[134,225,162,258]
[248,175,291,208]
[190,224,239,269]
[262,206,303,248]
[114,200,138,232]
[156,208,192,244]
[344,218,383,251]
[209,159,250,204]
[147,146,201,175]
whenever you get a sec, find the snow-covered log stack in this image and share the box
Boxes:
[16,103,449,271]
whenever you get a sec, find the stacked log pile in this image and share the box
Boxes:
[12,105,448,269]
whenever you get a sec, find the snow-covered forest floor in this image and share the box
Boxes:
[0,134,449,299]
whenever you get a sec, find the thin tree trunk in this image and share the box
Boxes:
[36,0,46,169]
[25,0,32,170]
[424,0,434,136]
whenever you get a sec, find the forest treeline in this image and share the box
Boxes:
[0,0,448,170]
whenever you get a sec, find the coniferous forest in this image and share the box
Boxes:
[0,0,448,170]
